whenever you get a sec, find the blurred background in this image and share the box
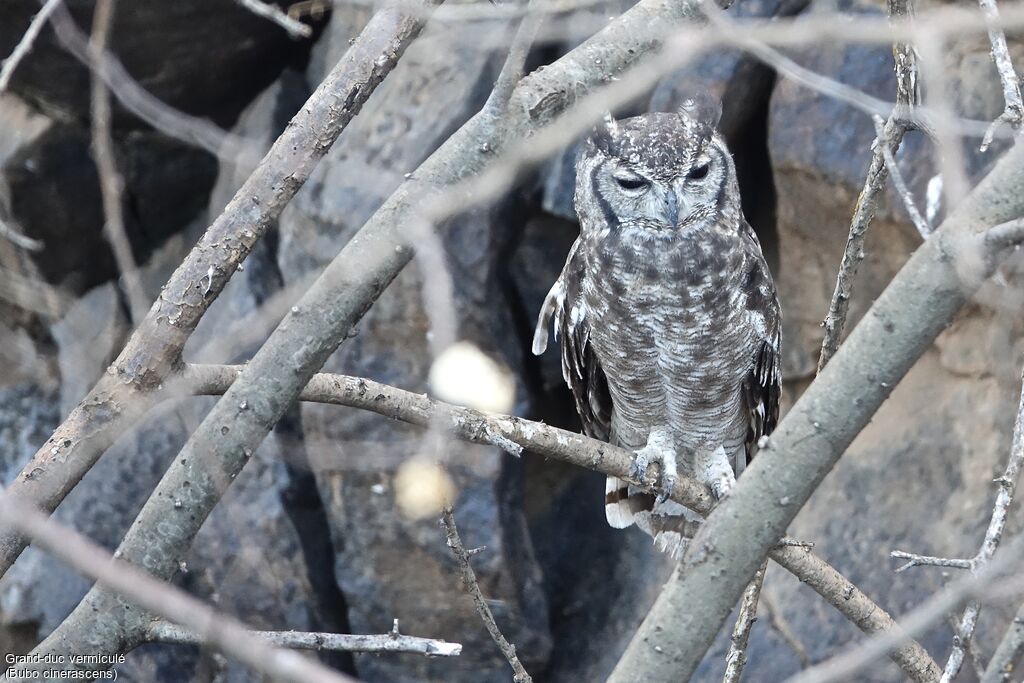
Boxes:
[1,0,1023,680]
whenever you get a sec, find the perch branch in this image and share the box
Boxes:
[723,561,768,683]
[147,619,461,657]
[441,508,532,682]
[978,0,1024,151]
[889,550,972,573]
[182,362,939,682]
[236,0,313,38]
[0,487,356,683]
[0,0,438,581]
[604,113,1024,683]
[0,0,63,93]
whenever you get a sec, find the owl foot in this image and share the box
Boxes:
[630,429,678,503]
[696,445,736,501]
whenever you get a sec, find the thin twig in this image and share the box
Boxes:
[236,0,313,38]
[0,0,63,94]
[147,619,461,656]
[787,537,1024,683]
[872,114,931,239]
[441,507,533,683]
[89,0,148,324]
[889,550,973,573]
[940,368,1024,682]
[978,0,1024,151]
[0,216,43,252]
[0,487,357,683]
[723,561,768,683]
[0,0,439,581]
[184,362,941,682]
[816,0,918,372]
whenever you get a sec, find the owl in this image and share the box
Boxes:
[532,103,781,558]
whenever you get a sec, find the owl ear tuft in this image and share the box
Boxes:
[590,111,620,152]
[679,96,722,130]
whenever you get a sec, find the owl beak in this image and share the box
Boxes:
[660,189,688,228]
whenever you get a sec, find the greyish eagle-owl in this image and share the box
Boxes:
[532,103,781,558]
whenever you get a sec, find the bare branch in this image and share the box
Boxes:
[89,0,148,324]
[0,0,63,94]
[183,362,940,682]
[787,537,1024,683]
[723,562,768,683]
[816,0,919,371]
[0,216,43,252]
[889,550,973,573]
[485,0,544,112]
[873,114,931,239]
[46,2,257,163]
[760,589,812,669]
[236,0,314,39]
[978,0,1024,151]
[147,619,462,657]
[441,507,532,683]
[0,0,441,582]
[0,487,357,683]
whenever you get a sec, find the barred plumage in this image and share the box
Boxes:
[533,105,781,558]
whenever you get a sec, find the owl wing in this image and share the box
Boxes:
[532,239,612,441]
[740,223,782,464]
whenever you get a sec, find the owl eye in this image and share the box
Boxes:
[687,162,710,180]
[614,175,648,191]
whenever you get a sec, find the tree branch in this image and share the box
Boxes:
[604,116,1024,683]
[0,487,357,683]
[0,0,63,94]
[816,0,918,372]
[978,0,1024,151]
[723,562,768,683]
[235,0,313,39]
[147,619,461,657]
[0,0,439,581]
[441,508,532,682]
[182,362,939,682]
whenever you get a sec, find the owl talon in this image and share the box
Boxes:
[656,473,677,504]
[710,473,734,500]
[629,452,652,482]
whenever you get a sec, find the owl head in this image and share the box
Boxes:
[574,101,738,236]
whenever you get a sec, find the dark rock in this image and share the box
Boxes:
[0,0,317,128]
[2,124,217,294]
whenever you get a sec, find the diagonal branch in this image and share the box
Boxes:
[0,486,357,683]
[605,120,1024,683]
[441,508,532,682]
[0,0,63,94]
[0,0,439,582]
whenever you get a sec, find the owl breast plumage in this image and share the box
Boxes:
[533,107,781,558]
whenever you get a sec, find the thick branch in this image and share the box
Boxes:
[441,508,532,682]
[0,0,437,581]
[982,608,1024,683]
[147,619,461,657]
[605,115,1024,683]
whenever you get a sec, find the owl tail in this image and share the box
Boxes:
[605,476,646,528]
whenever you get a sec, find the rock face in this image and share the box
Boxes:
[3,0,1024,680]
